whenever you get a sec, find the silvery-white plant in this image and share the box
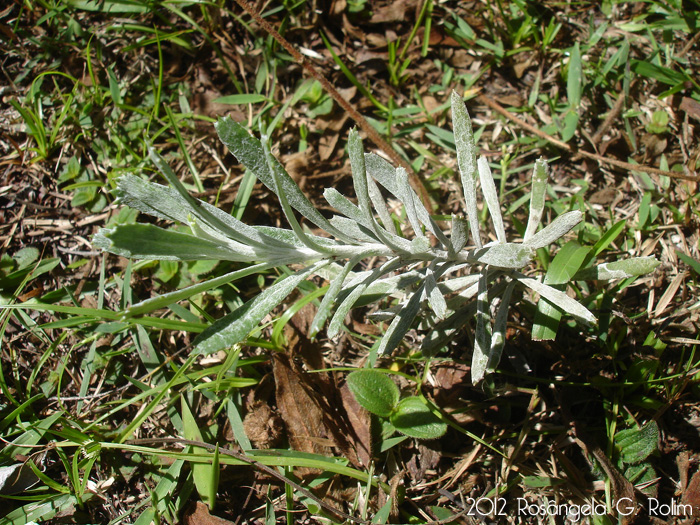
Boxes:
[94,92,658,383]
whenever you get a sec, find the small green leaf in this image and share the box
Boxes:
[616,420,659,464]
[346,370,399,418]
[390,397,447,440]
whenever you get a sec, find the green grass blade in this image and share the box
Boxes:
[126,262,276,317]
[532,241,591,341]
[181,396,217,509]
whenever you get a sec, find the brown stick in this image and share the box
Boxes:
[231,0,434,209]
[477,94,700,183]
[590,87,629,148]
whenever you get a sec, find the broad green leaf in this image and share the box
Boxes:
[93,224,255,262]
[346,370,399,417]
[470,242,533,269]
[450,216,469,254]
[377,282,425,356]
[451,91,481,249]
[310,254,363,339]
[216,117,352,242]
[677,251,700,276]
[471,268,491,384]
[117,174,292,251]
[532,241,590,341]
[560,109,579,143]
[181,397,217,509]
[477,157,506,243]
[487,278,515,373]
[524,210,582,249]
[515,272,596,326]
[0,493,84,525]
[631,60,687,86]
[390,397,447,439]
[395,167,424,238]
[591,219,626,258]
[65,0,149,12]
[616,421,659,464]
[194,262,327,355]
[523,158,550,242]
[573,256,660,281]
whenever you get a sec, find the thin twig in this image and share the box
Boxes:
[477,94,700,183]
[590,86,630,148]
[230,0,434,209]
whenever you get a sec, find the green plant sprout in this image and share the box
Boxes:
[347,369,447,439]
[93,91,659,384]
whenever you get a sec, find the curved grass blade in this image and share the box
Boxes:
[532,241,590,341]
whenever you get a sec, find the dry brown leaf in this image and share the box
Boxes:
[680,96,700,122]
[280,304,371,468]
[369,0,417,24]
[681,466,700,516]
[182,501,235,525]
[317,113,350,161]
[339,381,372,467]
[273,353,333,459]
[243,401,283,449]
